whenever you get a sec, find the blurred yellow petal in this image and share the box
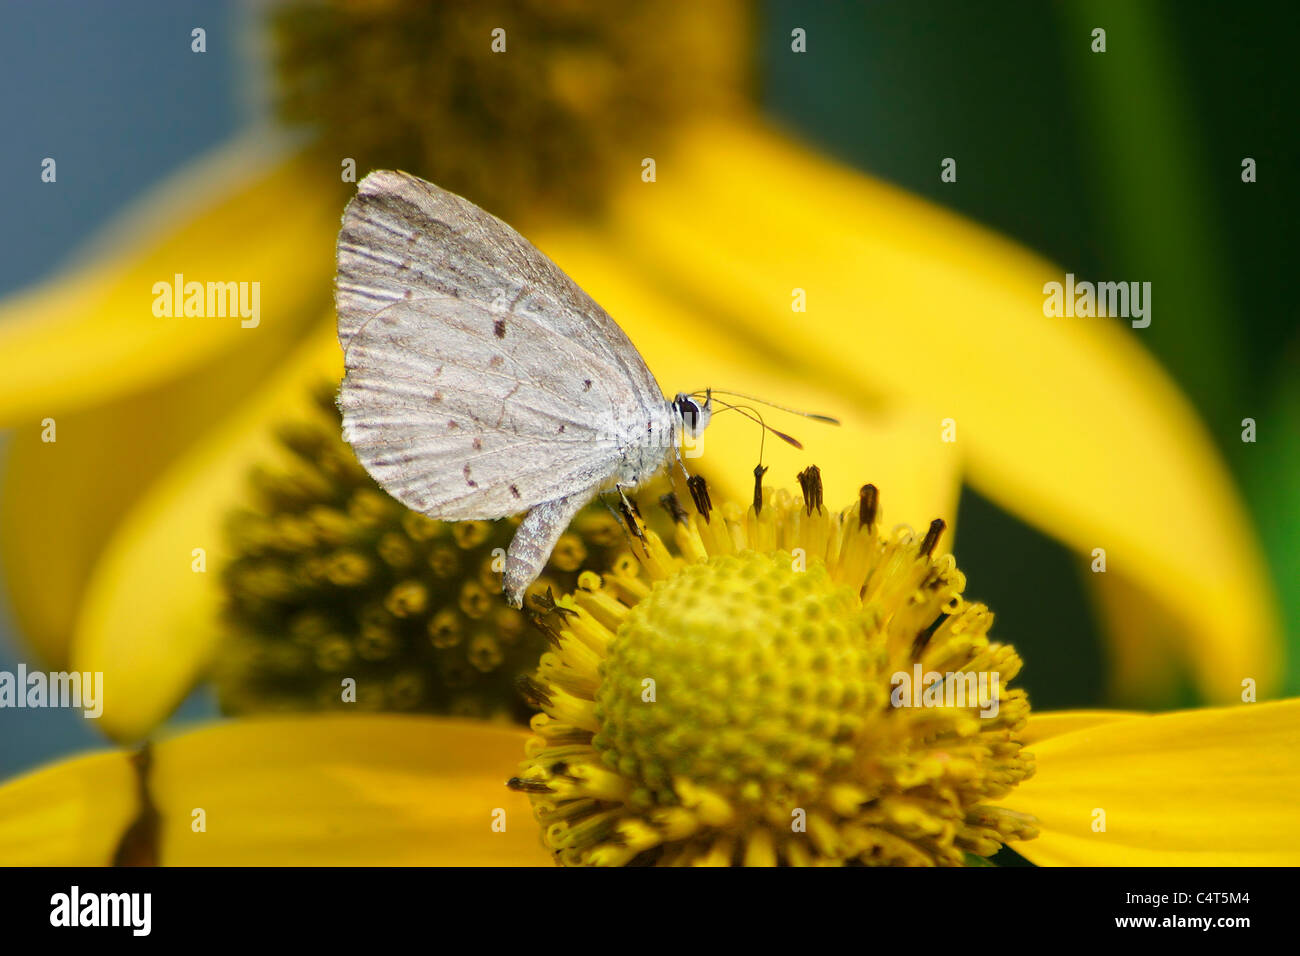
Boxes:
[1088,570,1193,705]
[69,325,341,741]
[534,225,962,531]
[609,116,1279,702]
[0,144,337,669]
[1006,699,1300,865]
[1,327,326,671]
[155,716,546,865]
[0,750,137,866]
[0,716,549,866]
[0,136,336,424]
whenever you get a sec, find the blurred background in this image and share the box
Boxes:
[0,0,1295,780]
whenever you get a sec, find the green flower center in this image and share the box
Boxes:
[592,552,884,811]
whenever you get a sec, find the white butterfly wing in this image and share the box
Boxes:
[340,295,656,520]
[336,170,663,407]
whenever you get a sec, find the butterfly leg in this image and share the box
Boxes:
[610,483,646,543]
[672,441,692,483]
[504,490,597,608]
[615,483,643,518]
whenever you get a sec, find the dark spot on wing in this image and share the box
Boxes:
[510,484,521,499]
[403,289,413,299]
[583,379,592,391]
[558,424,566,433]
[489,354,503,369]
[432,391,443,402]
[447,420,459,430]
[463,464,477,488]
[473,437,483,450]
[494,319,507,339]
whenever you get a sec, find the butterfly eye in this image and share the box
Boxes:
[675,396,701,431]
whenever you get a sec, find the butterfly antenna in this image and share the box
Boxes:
[711,399,804,458]
[693,389,840,425]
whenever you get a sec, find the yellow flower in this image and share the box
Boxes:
[0,481,1294,866]
[0,2,1278,742]
[511,478,1037,865]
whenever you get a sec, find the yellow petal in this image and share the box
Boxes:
[1005,700,1300,865]
[69,326,342,741]
[155,716,547,865]
[0,144,337,669]
[1087,571,1194,706]
[1,326,327,672]
[608,116,1279,702]
[0,136,337,424]
[0,750,137,866]
[0,716,550,865]
[532,224,962,531]
[1019,710,1144,746]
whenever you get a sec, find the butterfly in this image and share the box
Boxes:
[335,171,711,607]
